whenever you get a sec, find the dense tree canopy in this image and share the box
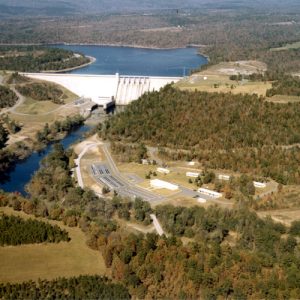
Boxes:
[0,85,18,108]
[266,75,300,97]
[0,275,130,299]
[0,214,70,246]
[101,85,300,183]
[0,46,89,72]
[2,139,300,299]
[16,82,65,104]
[102,86,300,149]
[0,123,8,149]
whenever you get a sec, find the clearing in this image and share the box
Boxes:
[1,75,85,145]
[258,209,300,226]
[266,95,300,103]
[176,61,271,96]
[270,41,300,51]
[0,207,107,283]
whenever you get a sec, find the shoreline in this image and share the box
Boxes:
[42,55,96,73]
[0,42,207,51]
[57,42,189,50]
[0,42,209,71]
[55,42,209,62]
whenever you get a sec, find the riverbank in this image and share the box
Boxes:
[0,117,91,194]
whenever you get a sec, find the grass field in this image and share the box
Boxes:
[14,83,77,115]
[270,41,300,51]
[118,162,198,189]
[266,95,300,103]
[4,76,80,145]
[177,74,272,96]
[0,207,107,283]
[258,209,300,226]
[176,61,271,96]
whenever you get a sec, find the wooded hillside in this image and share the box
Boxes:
[101,86,300,184]
[0,85,18,108]
[0,46,89,72]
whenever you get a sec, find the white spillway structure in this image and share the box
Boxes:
[24,73,181,106]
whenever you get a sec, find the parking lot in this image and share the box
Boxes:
[91,163,162,201]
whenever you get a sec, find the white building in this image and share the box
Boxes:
[141,159,149,165]
[186,172,200,178]
[253,181,267,188]
[218,174,230,181]
[157,167,170,174]
[150,179,178,191]
[198,188,222,198]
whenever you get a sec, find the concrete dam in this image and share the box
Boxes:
[25,73,181,107]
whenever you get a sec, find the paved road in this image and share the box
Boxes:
[150,214,164,236]
[77,140,232,205]
[0,87,26,116]
[75,142,103,188]
[8,97,92,117]
[101,143,164,202]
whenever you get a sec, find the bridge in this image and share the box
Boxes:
[24,73,181,107]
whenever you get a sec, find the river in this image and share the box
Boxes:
[0,45,207,194]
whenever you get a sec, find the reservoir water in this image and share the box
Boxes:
[0,45,207,194]
[54,45,207,77]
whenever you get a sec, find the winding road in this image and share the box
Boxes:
[75,142,103,188]
[0,81,26,116]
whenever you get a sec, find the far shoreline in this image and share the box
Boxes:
[54,42,209,64]
[0,42,209,59]
[0,43,209,73]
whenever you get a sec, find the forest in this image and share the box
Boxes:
[16,82,65,104]
[0,85,18,108]
[0,142,299,298]
[0,123,8,149]
[0,46,89,72]
[0,214,70,246]
[101,85,300,184]
[266,75,300,97]
[35,115,84,144]
[0,275,130,299]
[0,7,299,74]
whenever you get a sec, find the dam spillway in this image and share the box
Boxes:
[25,73,182,106]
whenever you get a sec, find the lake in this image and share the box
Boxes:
[0,45,207,194]
[54,44,207,76]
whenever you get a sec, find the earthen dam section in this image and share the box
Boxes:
[24,73,181,107]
